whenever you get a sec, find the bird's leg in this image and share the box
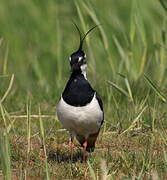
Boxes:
[69,136,75,149]
[83,140,88,162]
[69,135,74,160]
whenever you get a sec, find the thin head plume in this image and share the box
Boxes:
[72,21,82,48]
[79,24,100,50]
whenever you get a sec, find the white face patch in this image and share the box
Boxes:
[78,56,83,62]
[80,64,87,79]
[69,57,71,61]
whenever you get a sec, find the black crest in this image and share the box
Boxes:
[69,23,99,71]
[72,22,99,51]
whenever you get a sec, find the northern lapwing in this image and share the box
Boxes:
[56,24,104,161]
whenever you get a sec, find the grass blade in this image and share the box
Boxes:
[139,46,147,76]
[25,98,31,178]
[80,1,108,50]
[159,0,167,12]
[0,74,14,104]
[107,80,130,99]
[0,103,11,180]
[118,73,134,102]
[39,105,50,180]
[3,43,9,75]
[130,0,136,44]
[100,159,108,180]
[144,75,167,103]
[0,131,12,180]
[87,161,96,180]
[121,105,148,135]
[113,36,130,71]
[78,0,116,74]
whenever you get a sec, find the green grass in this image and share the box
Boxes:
[0,0,167,179]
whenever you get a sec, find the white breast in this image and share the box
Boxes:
[56,93,103,138]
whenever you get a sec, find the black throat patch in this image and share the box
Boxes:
[62,73,95,106]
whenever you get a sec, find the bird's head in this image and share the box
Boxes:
[69,23,99,74]
[69,49,87,73]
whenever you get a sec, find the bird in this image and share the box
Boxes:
[56,23,104,161]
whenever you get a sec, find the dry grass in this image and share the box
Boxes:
[1,115,167,179]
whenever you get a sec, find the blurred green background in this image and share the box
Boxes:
[1,1,167,179]
[0,0,167,109]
